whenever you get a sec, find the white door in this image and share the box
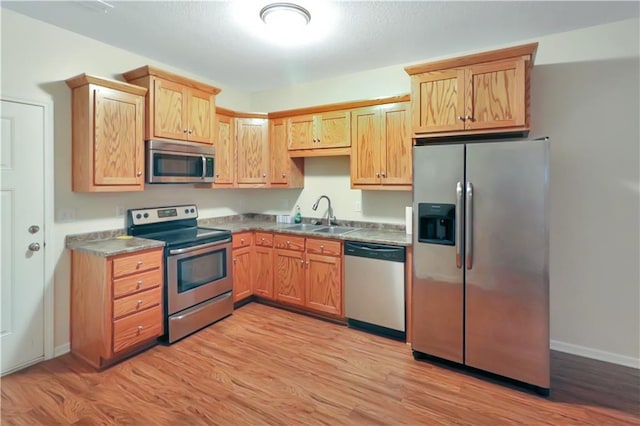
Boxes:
[1,99,45,375]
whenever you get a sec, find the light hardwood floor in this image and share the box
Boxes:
[2,303,639,425]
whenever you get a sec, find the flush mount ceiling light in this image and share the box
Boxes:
[260,3,311,29]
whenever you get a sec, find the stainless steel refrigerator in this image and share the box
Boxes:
[412,137,549,393]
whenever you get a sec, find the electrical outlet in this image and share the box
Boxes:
[354,200,362,212]
[57,208,76,222]
[115,206,125,217]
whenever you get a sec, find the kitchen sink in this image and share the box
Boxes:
[314,226,360,235]
[283,224,326,232]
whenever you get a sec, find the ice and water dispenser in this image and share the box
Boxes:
[417,203,455,246]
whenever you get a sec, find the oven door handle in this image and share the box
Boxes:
[168,238,232,255]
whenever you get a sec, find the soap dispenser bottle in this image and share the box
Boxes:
[294,205,302,223]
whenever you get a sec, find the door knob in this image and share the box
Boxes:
[29,242,41,252]
[29,225,40,234]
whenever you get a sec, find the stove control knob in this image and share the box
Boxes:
[143,213,149,218]
[136,214,142,219]
[190,208,195,213]
[185,209,189,214]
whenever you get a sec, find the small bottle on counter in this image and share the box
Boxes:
[294,205,302,224]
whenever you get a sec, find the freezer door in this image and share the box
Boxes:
[412,144,465,363]
[465,139,549,388]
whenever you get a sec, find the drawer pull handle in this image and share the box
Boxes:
[286,240,290,245]
[241,238,245,243]
[320,245,324,250]
[137,325,143,335]
[137,300,143,308]
[137,261,143,266]
[261,238,265,242]
[136,280,143,288]
[300,259,304,264]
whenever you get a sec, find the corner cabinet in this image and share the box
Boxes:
[123,65,220,145]
[350,102,412,190]
[70,247,164,368]
[66,74,147,192]
[405,43,537,138]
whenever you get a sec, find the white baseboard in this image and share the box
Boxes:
[551,340,640,369]
[53,343,70,358]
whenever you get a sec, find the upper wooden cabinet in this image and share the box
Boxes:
[66,74,147,192]
[287,111,351,152]
[269,118,304,188]
[405,43,537,138]
[123,66,220,144]
[212,112,235,187]
[350,102,412,190]
[236,118,269,185]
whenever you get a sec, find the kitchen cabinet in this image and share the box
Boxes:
[70,247,164,368]
[287,111,351,153]
[232,232,253,302]
[65,74,147,192]
[212,112,235,187]
[253,232,274,300]
[236,118,269,185]
[269,118,304,188]
[405,43,537,138]
[273,234,344,317]
[350,102,412,190]
[123,65,220,145]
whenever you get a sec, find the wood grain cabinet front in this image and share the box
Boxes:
[65,74,147,192]
[350,102,412,190]
[287,111,351,154]
[232,245,253,303]
[269,118,304,188]
[123,66,220,145]
[253,235,274,300]
[405,43,537,138]
[70,247,164,369]
[236,118,269,185]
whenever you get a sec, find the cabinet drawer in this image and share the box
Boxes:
[255,232,273,247]
[113,305,162,353]
[306,238,341,257]
[112,249,162,278]
[232,232,252,249]
[113,269,162,299]
[113,286,162,320]
[274,234,305,251]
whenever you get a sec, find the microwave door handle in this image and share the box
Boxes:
[201,156,206,179]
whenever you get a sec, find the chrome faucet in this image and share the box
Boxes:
[312,195,335,226]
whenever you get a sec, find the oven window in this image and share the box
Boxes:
[153,153,204,177]
[176,248,226,293]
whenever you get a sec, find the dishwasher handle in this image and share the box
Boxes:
[344,241,405,262]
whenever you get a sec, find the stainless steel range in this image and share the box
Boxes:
[127,205,233,343]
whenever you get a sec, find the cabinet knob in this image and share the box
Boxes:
[136,171,142,176]
[188,129,193,134]
[183,128,188,133]
[465,115,473,122]
[137,261,143,266]
[300,259,304,264]
[136,280,143,288]
[216,173,220,178]
[137,300,143,308]
[233,258,237,263]
[261,238,265,242]
[320,245,324,250]
[457,116,466,121]
[137,325,143,334]
[312,138,317,143]
[317,138,320,143]
[240,238,245,243]
[281,173,286,178]
[306,260,309,265]
[286,240,290,245]
[262,173,266,178]
[375,172,380,178]
[381,172,386,178]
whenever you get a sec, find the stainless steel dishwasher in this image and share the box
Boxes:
[344,241,406,340]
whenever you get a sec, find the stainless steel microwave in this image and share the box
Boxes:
[147,140,215,184]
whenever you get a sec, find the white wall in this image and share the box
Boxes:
[2,8,638,365]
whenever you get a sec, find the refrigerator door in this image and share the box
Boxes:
[465,139,549,388]
[412,144,465,363]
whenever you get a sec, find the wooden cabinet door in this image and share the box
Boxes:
[350,107,381,185]
[187,88,214,143]
[381,102,412,185]
[269,118,288,185]
[214,114,235,185]
[288,115,315,150]
[411,69,466,134]
[236,118,268,184]
[316,111,350,148]
[465,58,526,131]
[153,79,187,140]
[305,253,342,316]
[254,246,273,299]
[93,87,144,187]
[233,246,252,302]
[274,249,305,306]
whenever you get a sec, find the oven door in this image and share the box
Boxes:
[166,238,232,315]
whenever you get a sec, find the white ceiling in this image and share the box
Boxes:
[3,1,638,92]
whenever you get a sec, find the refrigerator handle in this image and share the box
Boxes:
[466,181,474,270]
[455,182,463,269]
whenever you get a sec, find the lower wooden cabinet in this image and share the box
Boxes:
[232,232,253,302]
[70,247,164,368]
[305,252,342,316]
[274,248,306,306]
[254,232,274,299]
